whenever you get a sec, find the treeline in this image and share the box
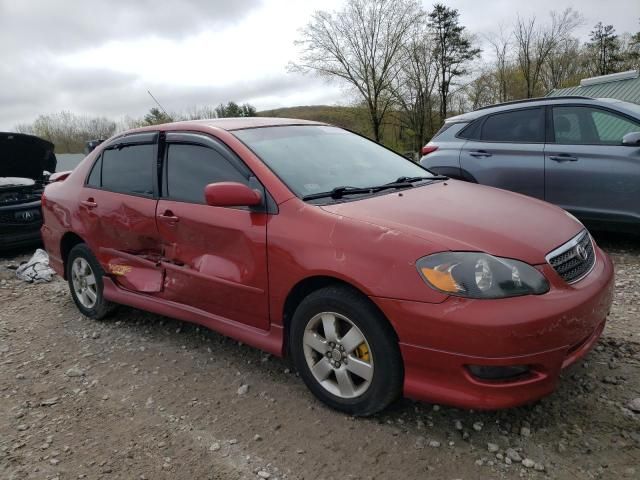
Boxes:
[14,102,256,153]
[465,19,640,110]
[292,0,640,153]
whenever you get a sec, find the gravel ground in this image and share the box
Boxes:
[1,233,639,480]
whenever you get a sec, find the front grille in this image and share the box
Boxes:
[546,230,595,284]
[0,209,41,225]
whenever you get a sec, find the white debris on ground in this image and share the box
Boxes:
[15,248,56,283]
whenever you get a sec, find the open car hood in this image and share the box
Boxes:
[0,132,56,180]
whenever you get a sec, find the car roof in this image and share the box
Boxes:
[443,96,636,123]
[130,117,328,134]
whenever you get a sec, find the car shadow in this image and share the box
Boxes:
[591,230,639,255]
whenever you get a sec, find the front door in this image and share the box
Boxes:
[545,105,640,226]
[156,132,270,330]
[459,107,545,199]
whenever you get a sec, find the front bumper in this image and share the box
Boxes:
[0,200,43,249]
[373,246,614,409]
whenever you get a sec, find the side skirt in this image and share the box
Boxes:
[102,277,284,357]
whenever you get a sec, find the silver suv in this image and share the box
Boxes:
[420,97,640,233]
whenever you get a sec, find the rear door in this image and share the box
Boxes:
[156,132,270,330]
[459,107,545,199]
[80,133,164,293]
[545,105,640,226]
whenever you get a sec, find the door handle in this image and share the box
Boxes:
[80,199,97,209]
[158,211,180,224]
[549,154,578,162]
[469,150,492,158]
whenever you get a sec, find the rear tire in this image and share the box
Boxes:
[290,285,403,416]
[66,243,115,320]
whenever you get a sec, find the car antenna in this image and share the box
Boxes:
[147,90,171,119]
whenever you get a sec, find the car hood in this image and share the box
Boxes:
[0,132,56,180]
[320,180,584,265]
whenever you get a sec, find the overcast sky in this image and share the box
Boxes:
[1,0,639,130]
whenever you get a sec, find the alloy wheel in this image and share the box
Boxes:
[302,312,374,399]
[71,257,98,309]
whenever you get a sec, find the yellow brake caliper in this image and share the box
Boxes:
[355,343,370,362]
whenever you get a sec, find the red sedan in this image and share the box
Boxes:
[41,118,614,415]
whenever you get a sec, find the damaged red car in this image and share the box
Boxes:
[41,118,614,415]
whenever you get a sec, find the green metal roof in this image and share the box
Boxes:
[547,71,640,104]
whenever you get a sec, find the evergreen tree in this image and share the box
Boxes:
[428,3,480,121]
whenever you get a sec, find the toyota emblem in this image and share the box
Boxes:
[575,244,588,261]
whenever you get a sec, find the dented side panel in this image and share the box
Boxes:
[155,199,269,330]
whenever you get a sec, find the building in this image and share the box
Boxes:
[546,70,640,105]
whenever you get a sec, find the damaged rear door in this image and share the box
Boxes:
[156,132,269,330]
[81,132,164,293]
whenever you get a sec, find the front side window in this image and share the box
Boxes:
[100,144,154,195]
[481,108,544,143]
[164,143,248,204]
[553,106,640,145]
[233,126,431,198]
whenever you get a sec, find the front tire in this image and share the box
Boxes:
[290,285,403,416]
[66,243,115,320]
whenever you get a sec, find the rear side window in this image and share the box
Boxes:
[101,144,155,196]
[481,108,544,143]
[164,143,248,204]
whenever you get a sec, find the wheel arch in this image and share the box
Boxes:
[60,232,86,279]
[281,275,399,356]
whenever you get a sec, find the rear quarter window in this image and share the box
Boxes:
[433,122,458,139]
[86,155,102,187]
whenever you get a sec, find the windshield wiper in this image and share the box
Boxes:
[303,181,420,200]
[303,185,386,201]
[302,175,449,201]
[391,175,449,184]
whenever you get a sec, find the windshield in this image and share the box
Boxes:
[233,126,432,198]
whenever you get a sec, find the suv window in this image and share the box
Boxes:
[553,106,640,145]
[481,108,544,143]
[164,143,248,204]
[100,144,155,195]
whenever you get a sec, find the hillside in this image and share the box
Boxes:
[258,105,371,133]
[258,105,416,153]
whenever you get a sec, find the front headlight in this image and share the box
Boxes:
[417,252,549,299]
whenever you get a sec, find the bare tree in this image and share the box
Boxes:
[514,9,582,98]
[15,111,117,153]
[291,0,424,142]
[486,27,511,103]
[392,23,439,152]
[542,37,583,91]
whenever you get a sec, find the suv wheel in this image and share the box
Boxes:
[67,244,115,320]
[290,285,403,416]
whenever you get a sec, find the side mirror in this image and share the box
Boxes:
[204,182,262,207]
[622,132,640,146]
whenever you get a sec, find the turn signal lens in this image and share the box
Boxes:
[420,267,460,293]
